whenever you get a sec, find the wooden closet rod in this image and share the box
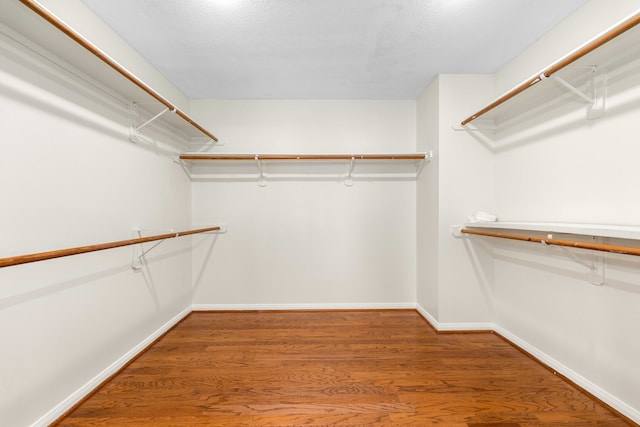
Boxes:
[461,228,640,257]
[0,226,220,269]
[461,11,640,126]
[180,154,427,161]
[18,0,218,142]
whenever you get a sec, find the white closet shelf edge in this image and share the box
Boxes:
[462,221,640,240]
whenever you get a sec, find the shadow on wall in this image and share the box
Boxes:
[188,161,425,185]
[462,237,494,305]
[482,237,640,295]
[192,233,220,294]
[1,35,188,155]
[460,46,640,154]
[0,246,191,310]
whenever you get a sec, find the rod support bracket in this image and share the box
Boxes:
[550,66,606,119]
[129,103,172,143]
[255,155,267,187]
[131,228,174,270]
[543,234,606,286]
[345,156,356,186]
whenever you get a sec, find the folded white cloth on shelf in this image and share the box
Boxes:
[467,211,498,223]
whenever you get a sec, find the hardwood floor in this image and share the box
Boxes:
[56,310,633,426]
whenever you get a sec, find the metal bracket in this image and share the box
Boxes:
[131,228,175,270]
[129,102,176,143]
[131,225,227,270]
[345,156,355,187]
[544,234,606,286]
[551,66,606,120]
[255,155,267,187]
[415,151,430,175]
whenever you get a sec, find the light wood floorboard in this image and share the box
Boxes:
[55,310,635,426]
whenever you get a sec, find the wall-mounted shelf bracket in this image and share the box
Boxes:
[455,224,608,286]
[131,228,174,270]
[543,234,605,285]
[550,66,606,120]
[129,102,177,143]
[130,225,226,270]
[255,155,267,187]
[345,156,356,187]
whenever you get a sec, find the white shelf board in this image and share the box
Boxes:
[461,12,640,127]
[463,222,640,240]
[0,1,211,139]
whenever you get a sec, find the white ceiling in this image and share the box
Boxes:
[80,0,589,99]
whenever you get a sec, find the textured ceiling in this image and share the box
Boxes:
[80,0,589,99]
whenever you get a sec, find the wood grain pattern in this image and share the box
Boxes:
[55,311,634,426]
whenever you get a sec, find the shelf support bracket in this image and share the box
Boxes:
[543,234,606,286]
[255,155,267,187]
[131,228,175,270]
[129,103,176,143]
[551,75,594,103]
[345,156,355,187]
[550,66,606,120]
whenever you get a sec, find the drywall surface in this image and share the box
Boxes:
[0,26,194,426]
[416,78,439,316]
[190,100,417,307]
[495,0,639,97]
[0,0,189,112]
[484,0,640,418]
[435,74,495,325]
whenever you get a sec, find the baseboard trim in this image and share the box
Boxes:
[415,304,493,332]
[192,302,417,311]
[415,304,640,425]
[34,306,192,427]
[493,325,640,426]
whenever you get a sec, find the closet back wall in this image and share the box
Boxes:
[189,100,417,308]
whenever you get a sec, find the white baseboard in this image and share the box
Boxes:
[32,306,192,427]
[493,325,640,425]
[415,304,640,425]
[415,304,493,331]
[192,302,417,311]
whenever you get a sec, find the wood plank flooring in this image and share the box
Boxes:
[56,310,634,426]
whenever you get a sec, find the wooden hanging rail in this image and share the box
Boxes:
[0,226,220,269]
[18,0,218,142]
[461,228,640,257]
[179,154,427,161]
[460,11,640,126]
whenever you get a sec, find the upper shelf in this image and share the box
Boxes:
[3,0,217,141]
[179,153,429,161]
[460,10,640,127]
[179,153,430,186]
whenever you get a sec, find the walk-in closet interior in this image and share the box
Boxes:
[1,0,640,425]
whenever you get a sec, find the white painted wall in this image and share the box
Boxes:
[495,0,640,95]
[416,78,439,317]
[3,0,639,423]
[416,74,495,327]
[469,0,640,420]
[0,13,194,427]
[189,100,418,308]
[435,75,496,325]
[0,0,190,112]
